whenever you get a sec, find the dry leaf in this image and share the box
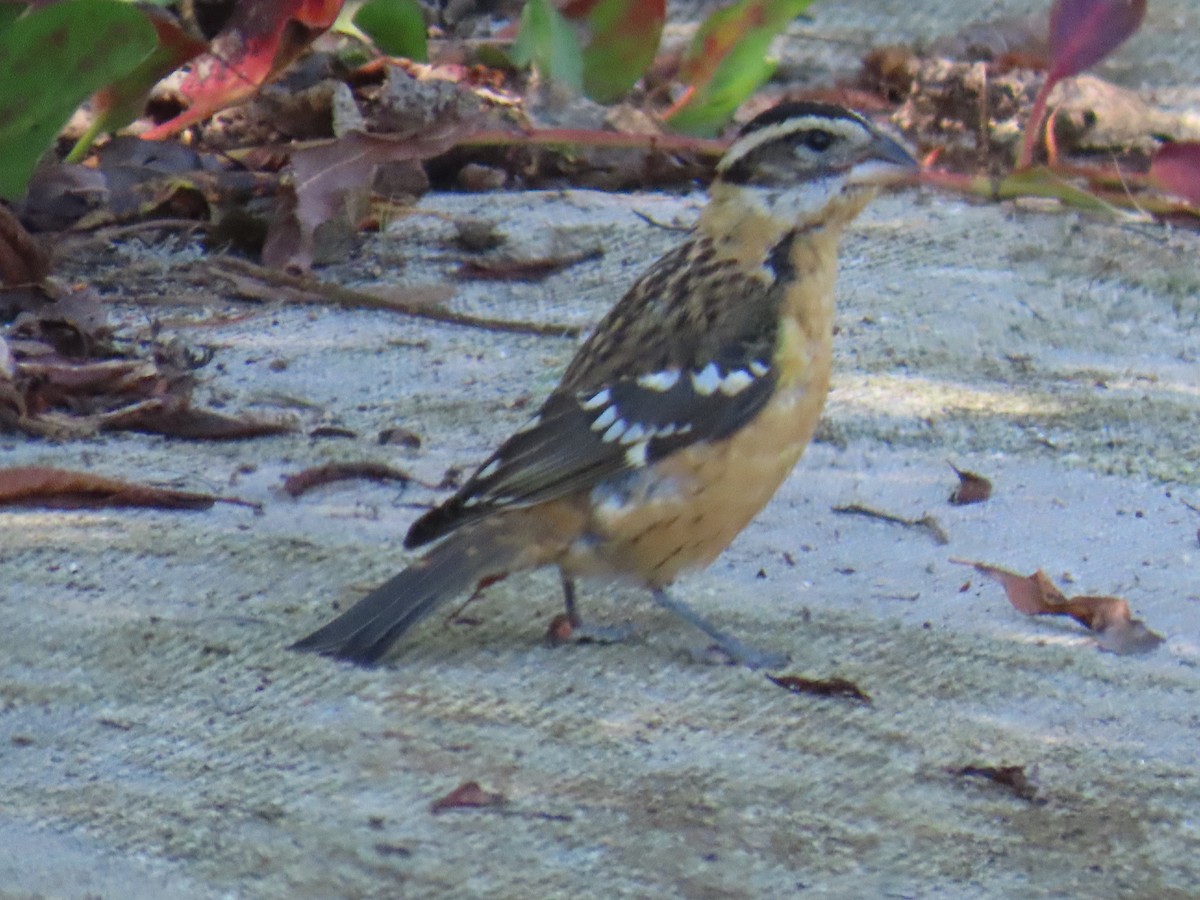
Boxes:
[0,466,256,511]
[948,463,993,505]
[955,559,1164,654]
[98,398,296,440]
[282,461,416,498]
[953,764,1040,802]
[0,205,50,286]
[454,248,603,282]
[263,124,470,271]
[429,781,505,814]
[768,674,872,705]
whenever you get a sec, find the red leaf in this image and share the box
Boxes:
[88,12,208,132]
[142,0,345,140]
[1048,0,1146,81]
[1149,142,1200,206]
[1019,0,1145,169]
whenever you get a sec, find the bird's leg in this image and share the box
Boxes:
[651,589,789,671]
[548,574,636,645]
[561,573,581,627]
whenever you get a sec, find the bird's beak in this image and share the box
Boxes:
[847,130,920,186]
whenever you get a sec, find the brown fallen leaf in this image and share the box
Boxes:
[953,764,1040,803]
[948,462,993,505]
[0,205,51,286]
[98,398,296,440]
[767,674,872,705]
[308,425,357,439]
[429,781,505,814]
[282,461,416,498]
[0,466,258,511]
[454,248,603,282]
[17,357,158,395]
[262,124,471,272]
[953,559,1164,655]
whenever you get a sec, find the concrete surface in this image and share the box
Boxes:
[3,183,1199,898]
[4,1,1200,897]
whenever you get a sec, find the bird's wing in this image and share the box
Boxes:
[405,234,792,548]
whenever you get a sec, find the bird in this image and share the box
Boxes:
[292,101,918,669]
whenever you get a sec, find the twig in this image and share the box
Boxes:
[454,248,602,282]
[79,218,214,241]
[457,127,728,159]
[632,209,693,232]
[831,503,950,545]
[207,256,581,338]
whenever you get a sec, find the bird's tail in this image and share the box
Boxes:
[290,518,539,665]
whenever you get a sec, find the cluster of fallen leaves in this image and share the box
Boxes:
[790,459,1162,707]
[4,0,1195,282]
[0,212,293,440]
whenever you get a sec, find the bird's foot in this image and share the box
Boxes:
[545,613,637,647]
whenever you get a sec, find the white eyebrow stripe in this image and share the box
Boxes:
[716,115,867,174]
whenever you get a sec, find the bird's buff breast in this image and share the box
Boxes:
[561,298,834,589]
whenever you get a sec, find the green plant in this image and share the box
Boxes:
[0,0,157,199]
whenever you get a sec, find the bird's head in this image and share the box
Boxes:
[711,101,918,230]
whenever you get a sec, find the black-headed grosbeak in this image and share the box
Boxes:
[293,102,918,669]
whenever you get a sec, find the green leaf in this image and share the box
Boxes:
[511,0,583,94]
[353,0,428,62]
[995,166,1137,216]
[666,0,814,136]
[562,0,665,104]
[66,13,207,163]
[0,4,25,33]
[0,0,156,199]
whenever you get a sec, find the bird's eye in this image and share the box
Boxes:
[801,129,835,151]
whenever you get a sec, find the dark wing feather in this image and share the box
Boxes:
[405,234,792,549]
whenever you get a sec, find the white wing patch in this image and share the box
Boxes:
[718,369,754,396]
[620,423,647,444]
[581,388,611,410]
[690,362,723,396]
[591,405,619,431]
[636,369,681,392]
[601,419,628,443]
[689,361,761,397]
